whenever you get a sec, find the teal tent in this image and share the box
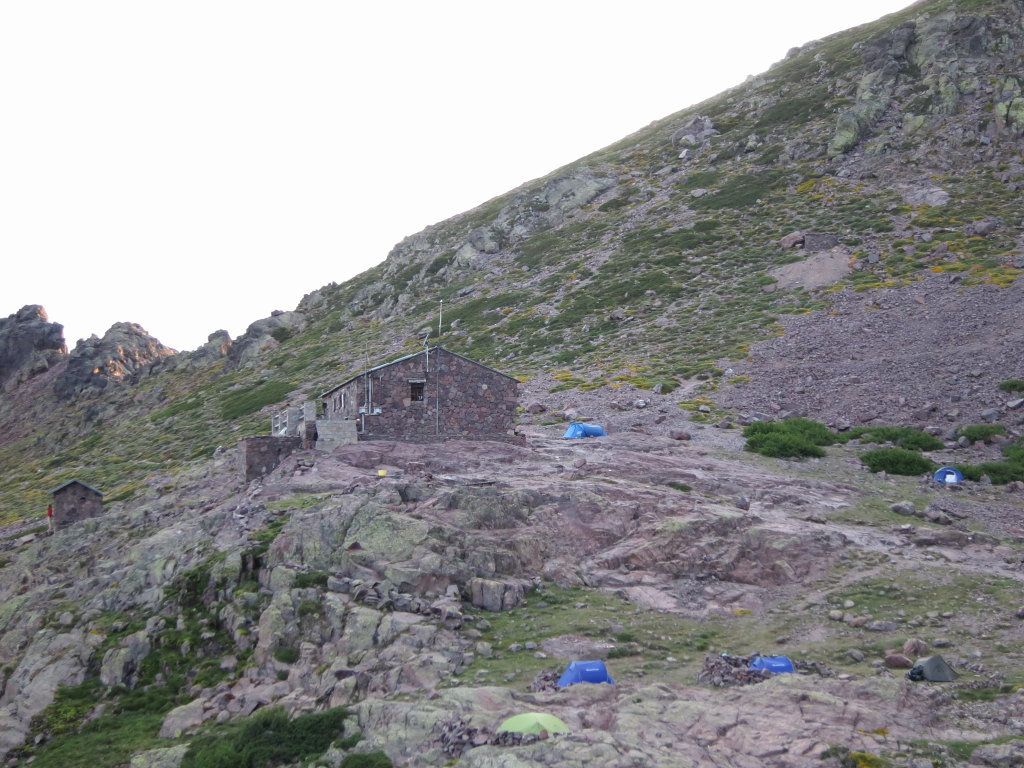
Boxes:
[563,422,607,438]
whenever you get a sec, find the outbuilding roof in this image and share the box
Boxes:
[48,479,105,496]
[319,345,519,399]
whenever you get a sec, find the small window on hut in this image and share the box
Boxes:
[410,381,425,402]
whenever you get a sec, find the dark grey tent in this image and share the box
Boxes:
[906,655,958,682]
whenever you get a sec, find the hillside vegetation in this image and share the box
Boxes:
[1,1,1024,766]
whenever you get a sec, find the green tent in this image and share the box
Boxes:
[907,655,959,682]
[497,712,570,735]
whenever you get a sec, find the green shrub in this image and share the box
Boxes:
[293,572,329,589]
[746,432,826,459]
[340,752,393,768]
[273,646,300,664]
[860,448,935,475]
[690,171,785,211]
[270,327,295,344]
[998,379,1024,393]
[744,417,834,459]
[30,679,104,737]
[773,418,836,445]
[182,706,351,768]
[839,426,943,451]
[957,424,1007,443]
[955,461,1024,485]
[1003,439,1024,464]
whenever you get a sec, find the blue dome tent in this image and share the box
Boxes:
[748,655,795,674]
[933,466,964,485]
[563,422,607,439]
[557,660,615,686]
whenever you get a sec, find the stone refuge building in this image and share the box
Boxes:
[240,346,521,480]
[319,345,520,445]
[48,479,103,531]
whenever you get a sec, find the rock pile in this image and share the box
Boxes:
[698,654,835,687]
[435,716,555,759]
[529,668,561,692]
[437,718,489,759]
[697,654,773,687]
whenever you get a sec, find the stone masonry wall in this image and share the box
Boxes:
[51,484,103,531]
[240,436,302,482]
[337,348,518,442]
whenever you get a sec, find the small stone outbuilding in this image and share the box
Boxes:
[48,479,104,531]
[319,345,521,443]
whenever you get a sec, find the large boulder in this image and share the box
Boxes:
[226,311,305,366]
[99,630,151,687]
[466,578,527,612]
[0,629,94,755]
[158,698,211,738]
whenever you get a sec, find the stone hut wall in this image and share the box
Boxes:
[336,348,518,442]
[52,483,103,531]
[240,435,302,482]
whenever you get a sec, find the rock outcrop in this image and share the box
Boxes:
[0,305,66,391]
[226,311,306,366]
[53,322,176,399]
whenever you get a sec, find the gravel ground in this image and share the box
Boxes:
[712,273,1024,434]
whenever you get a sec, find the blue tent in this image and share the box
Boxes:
[933,466,963,485]
[748,655,795,674]
[557,660,615,686]
[563,422,607,439]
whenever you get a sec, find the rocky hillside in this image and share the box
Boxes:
[2,0,1024,766]
[3,0,1023,523]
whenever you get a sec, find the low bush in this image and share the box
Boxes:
[957,424,1007,443]
[340,752,393,768]
[955,460,1024,485]
[746,431,826,459]
[839,426,943,451]
[1004,439,1024,464]
[998,379,1024,393]
[860,448,935,476]
[273,646,300,664]
[293,572,329,589]
[949,438,1024,485]
[744,418,834,459]
[182,706,351,768]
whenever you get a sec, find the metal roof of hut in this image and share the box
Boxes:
[48,479,105,496]
[319,345,518,399]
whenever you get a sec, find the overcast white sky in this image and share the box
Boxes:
[0,1,914,352]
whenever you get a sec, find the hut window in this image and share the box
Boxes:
[410,382,425,402]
